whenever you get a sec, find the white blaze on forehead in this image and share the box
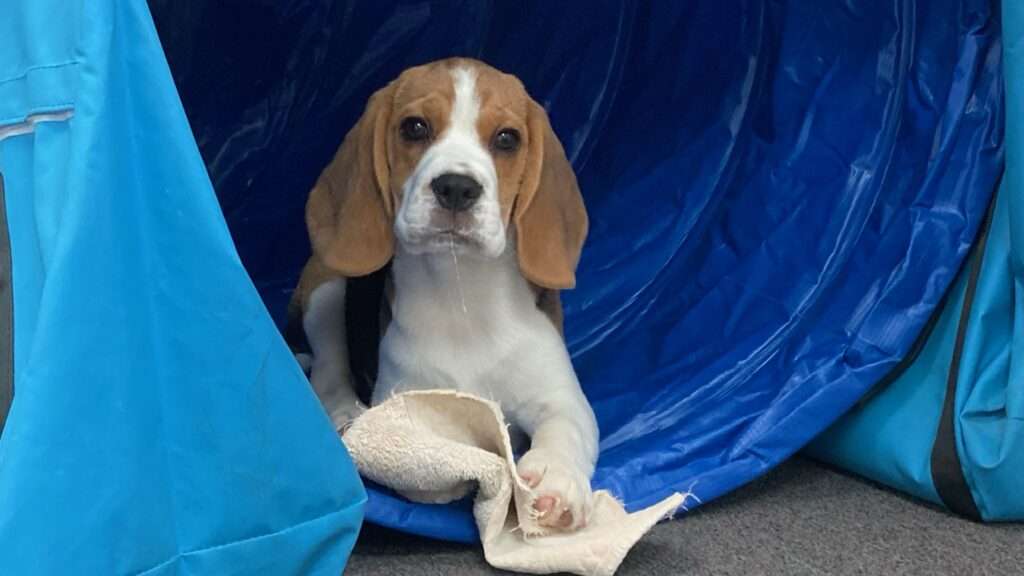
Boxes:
[447,67,481,143]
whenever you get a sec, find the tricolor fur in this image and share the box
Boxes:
[292,58,597,530]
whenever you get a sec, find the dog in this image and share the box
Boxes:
[289,58,597,530]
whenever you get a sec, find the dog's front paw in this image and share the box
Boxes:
[516,449,594,531]
[328,398,368,432]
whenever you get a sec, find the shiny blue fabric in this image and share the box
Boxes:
[811,0,1022,522]
[149,1,1005,540]
[0,1,365,572]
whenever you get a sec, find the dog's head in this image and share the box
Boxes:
[306,58,587,289]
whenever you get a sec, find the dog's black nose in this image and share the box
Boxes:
[430,173,483,212]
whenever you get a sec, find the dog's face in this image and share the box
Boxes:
[388,63,528,259]
[307,58,587,289]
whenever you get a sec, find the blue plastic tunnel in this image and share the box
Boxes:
[146,0,1015,541]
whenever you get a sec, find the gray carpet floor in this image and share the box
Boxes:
[347,457,1023,575]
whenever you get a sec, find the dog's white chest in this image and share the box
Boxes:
[372,249,548,405]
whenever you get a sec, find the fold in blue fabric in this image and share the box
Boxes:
[149,0,1004,541]
[0,1,365,572]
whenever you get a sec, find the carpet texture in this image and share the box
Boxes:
[347,458,1023,575]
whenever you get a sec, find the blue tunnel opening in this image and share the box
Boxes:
[149,0,1004,541]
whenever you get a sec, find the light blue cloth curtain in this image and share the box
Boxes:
[0,1,366,573]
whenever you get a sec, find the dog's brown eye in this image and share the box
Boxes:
[400,117,431,142]
[493,128,521,152]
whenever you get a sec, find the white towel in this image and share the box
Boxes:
[343,390,686,576]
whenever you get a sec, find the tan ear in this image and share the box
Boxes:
[306,82,396,276]
[515,101,588,289]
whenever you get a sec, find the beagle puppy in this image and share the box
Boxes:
[290,58,597,530]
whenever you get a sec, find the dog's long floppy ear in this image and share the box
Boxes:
[514,100,589,289]
[306,83,396,276]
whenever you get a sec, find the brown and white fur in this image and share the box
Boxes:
[290,58,597,530]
